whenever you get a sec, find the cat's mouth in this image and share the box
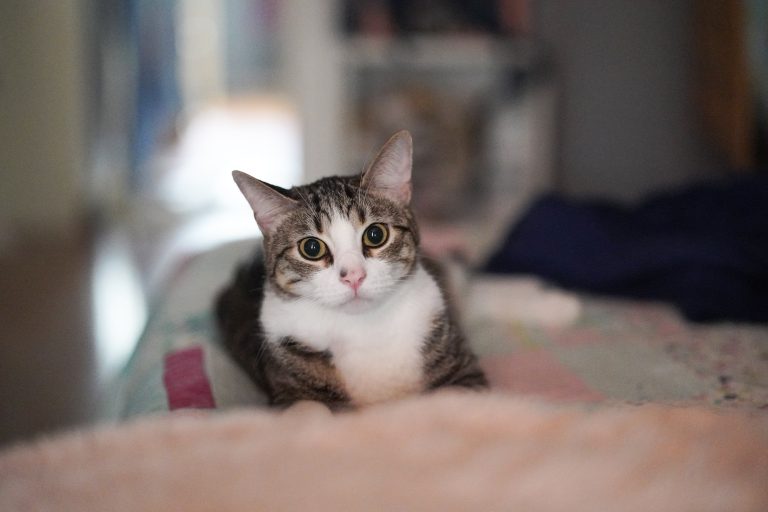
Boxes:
[337,290,377,311]
[319,281,396,311]
[343,292,369,305]
[342,280,400,307]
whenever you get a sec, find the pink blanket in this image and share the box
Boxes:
[2,391,767,512]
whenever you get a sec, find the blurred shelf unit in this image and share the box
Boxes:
[279,0,556,231]
[335,34,556,225]
[342,35,539,70]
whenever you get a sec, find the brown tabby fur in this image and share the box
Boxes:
[216,133,486,408]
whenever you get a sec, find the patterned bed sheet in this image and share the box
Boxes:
[106,240,768,419]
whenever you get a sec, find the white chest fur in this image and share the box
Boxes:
[261,265,443,405]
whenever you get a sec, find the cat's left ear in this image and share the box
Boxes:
[361,130,412,205]
[232,171,297,234]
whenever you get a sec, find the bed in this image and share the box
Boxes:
[105,238,768,417]
[2,235,768,511]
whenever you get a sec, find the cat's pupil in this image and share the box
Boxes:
[363,224,387,247]
[303,238,322,257]
[366,225,384,245]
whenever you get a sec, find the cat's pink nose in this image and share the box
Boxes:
[340,267,366,291]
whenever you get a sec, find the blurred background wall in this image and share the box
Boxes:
[0,0,89,238]
[4,0,765,238]
[3,0,760,241]
[538,0,721,202]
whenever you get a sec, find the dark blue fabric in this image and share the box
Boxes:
[484,176,768,323]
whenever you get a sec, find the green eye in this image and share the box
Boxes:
[363,223,388,248]
[298,237,327,260]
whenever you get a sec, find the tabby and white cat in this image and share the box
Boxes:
[216,131,486,408]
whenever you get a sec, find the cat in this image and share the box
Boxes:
[215,130,487,409]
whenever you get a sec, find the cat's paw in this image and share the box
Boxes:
[282,400,333,418]
[468,276,582,327]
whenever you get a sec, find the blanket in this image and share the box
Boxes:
[106,240,768,419]
[2,392,767,512]
[104,240,768,420]
[485,176,768,322]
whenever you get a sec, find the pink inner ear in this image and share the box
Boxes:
[364,131,413,204]
[253,193,297,233]
[232,171,297,233]
[382,181,411,205]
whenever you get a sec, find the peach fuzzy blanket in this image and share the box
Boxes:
[2,392,767,512]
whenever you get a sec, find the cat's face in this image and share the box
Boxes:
[233,131,418,311]
[266,178,418,309]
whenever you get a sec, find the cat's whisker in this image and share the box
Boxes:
[361,176,375,208]
[294,188,312,209]
[356,154,372,208]
[254,335,268,364]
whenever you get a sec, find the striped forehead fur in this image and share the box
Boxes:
[285,176,414,234]
[289,176,367,231]
[268,176,416,244]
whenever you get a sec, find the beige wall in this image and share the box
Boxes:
[0,1,88,236]
[537,0,720,202]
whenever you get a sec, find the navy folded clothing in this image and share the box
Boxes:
[484,176,768,322]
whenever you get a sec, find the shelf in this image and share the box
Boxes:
[341,35,538,70]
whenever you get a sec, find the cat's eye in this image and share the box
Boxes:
[363,223,389,248]
[298,237,327,260]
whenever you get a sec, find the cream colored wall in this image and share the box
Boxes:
[0,1,88,236]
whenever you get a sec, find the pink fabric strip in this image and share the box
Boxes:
[163,345,216,410]
[481,351,604,403]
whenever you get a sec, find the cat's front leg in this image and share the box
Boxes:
[265,336,352,409]
[426,350,489,392]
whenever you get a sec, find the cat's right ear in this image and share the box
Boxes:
[232,171,297,233]
[362,130,413,205]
